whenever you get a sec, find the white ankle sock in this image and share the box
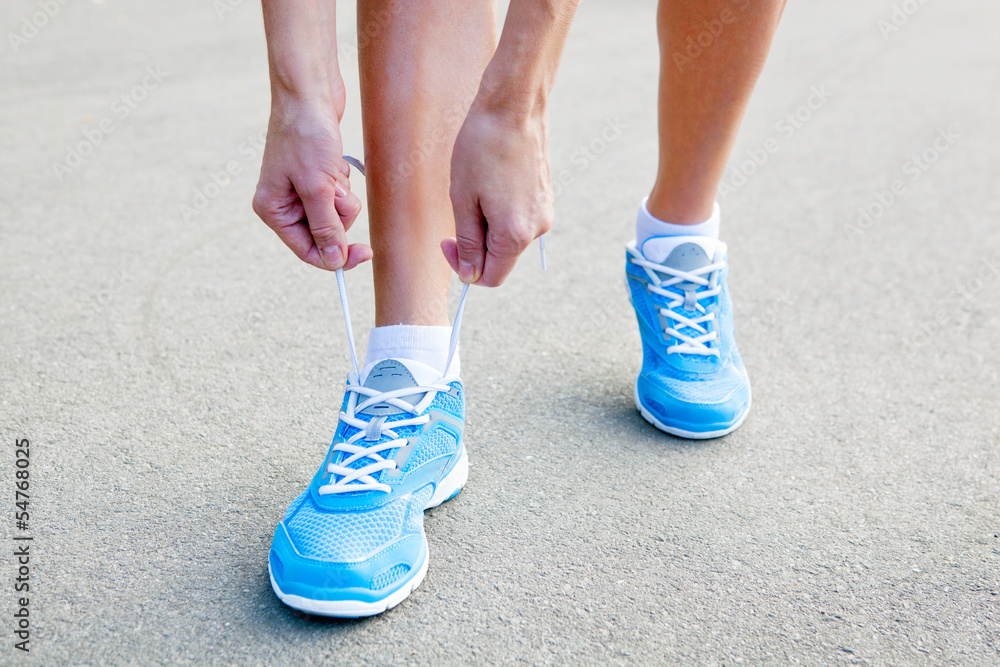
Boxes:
[363,325,457,379]
[635,197,720,246]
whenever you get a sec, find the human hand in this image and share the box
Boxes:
[443,103,553,287]
[252,99,372,271]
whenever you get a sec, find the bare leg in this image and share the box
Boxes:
[358,0,496,326]
[649,0,786,223]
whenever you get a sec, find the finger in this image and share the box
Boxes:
[478,243,519,288]
[253,185,326,270]
[441,238,460,275]
[334,177,362,232]
[298,180,347,270]
[450,192,486,284]
[479,220,536,287]
[343,243,373,270]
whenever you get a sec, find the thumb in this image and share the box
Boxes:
[300,181,347,270]
[449,196,486,284]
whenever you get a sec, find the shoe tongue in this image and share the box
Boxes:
[641,236,720,309]
[640,235,718,267]
[359,358,439,416]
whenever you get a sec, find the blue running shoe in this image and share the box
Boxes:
[626,235,751,438]
[268,269,471,617]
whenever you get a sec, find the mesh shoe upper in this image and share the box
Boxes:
[626,236,751,436]
[270,358,465,604]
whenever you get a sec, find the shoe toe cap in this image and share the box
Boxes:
[269,523,425,603]
[637,362,751,436]
[269,486,434,602]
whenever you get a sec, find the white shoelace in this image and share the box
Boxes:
[320,155,471,495]
[321,266,467,494]
[629,250,725,357]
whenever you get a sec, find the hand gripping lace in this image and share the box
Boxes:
[629,249,725,357]
[319,156,470,495]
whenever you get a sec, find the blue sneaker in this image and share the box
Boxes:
[268,269,471,617]
[626,236,751,438]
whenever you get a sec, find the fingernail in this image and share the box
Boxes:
[322,245,343,269]
[459,260,475,283]
[335,184,347,197]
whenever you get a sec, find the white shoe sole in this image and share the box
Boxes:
[269,449,469,618]
[634,381,751,440]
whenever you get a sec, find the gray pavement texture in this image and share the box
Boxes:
[1,0,999,664]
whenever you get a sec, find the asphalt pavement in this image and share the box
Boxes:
[1,0,998,664]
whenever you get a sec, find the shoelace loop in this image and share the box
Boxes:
[629,251,725,357]
[323,155,547,494]
[321,155,469,495]
[320,377,461,494]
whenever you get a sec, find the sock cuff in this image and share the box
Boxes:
[363,325,458,377]
[636,197,720,246]
[367,324,452,352]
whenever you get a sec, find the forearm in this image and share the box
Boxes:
[261,0,344,112]
[477,0,579,115]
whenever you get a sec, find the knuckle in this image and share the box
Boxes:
[539,215,553,235]
[494,222,534,252]
[252,191,279,225]
[297,177,335,200]
[311,225,341,244]
[251,189,268,217]
[455,232,481,254]
[513,225,536,248]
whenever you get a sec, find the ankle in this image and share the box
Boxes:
[636,197,720,247]
[645,188,716,224]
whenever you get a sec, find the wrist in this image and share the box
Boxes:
[271,73,346,123]
[267,92,345,144]
[271,61,345,106]
[476,0,577,117]
[262,0,345,114]
[475,64,548,119]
